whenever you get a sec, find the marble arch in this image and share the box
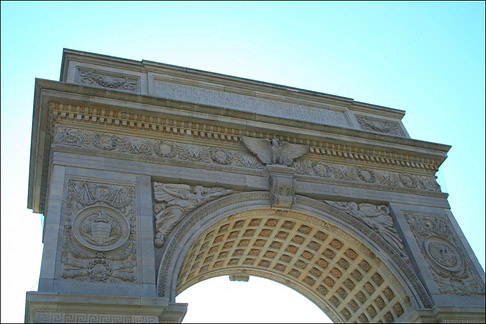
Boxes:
[25,49,484,323]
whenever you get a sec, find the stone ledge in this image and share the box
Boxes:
[25,291,187,323]
[403,305,486,323]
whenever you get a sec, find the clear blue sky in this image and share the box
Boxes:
[1,2,484,323]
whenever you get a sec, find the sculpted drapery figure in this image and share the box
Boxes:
[241,136,309,166]
[325,201,404,253]
[153,183,233,247]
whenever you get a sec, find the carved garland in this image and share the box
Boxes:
[292,159,441,193]
[53,126,263,170]
[356,115,403,136]
[79,69,138,91]
[53,126,442,194]
[48,102,441,171]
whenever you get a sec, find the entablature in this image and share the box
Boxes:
[29,66,450,215]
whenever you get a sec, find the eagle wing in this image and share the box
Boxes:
[281,142,309,166]
[241,136,273,164]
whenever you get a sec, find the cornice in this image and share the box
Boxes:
[48,100,442,171]
[28,78,450,214]
[39,80,448,167]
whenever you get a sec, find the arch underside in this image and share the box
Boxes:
[174,206,413,323]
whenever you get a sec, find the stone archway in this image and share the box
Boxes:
[25,50,484,323]
[157,192,430,323]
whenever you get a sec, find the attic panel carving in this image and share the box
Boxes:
[356,115,404,136]
[77,67,139,92]
[154,80,350,128]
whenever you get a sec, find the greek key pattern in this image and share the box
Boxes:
[34,312,158,323]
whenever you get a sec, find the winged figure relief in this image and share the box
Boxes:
[325,201,404,253]
[241,136,309,166]
[153,183,232,247]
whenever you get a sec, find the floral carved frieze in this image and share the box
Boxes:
[53,126,263,170]
[292,159,441,193]
[405,212,484,295]
[61,180,137,283]
[78,69,138,92]
[153,183,233,248]
[356,115,404,136]
[324,201,404,254]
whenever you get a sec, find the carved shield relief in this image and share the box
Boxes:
[61,180,137,283]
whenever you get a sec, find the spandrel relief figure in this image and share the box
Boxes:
[326,201,404,253]
[241,136,309,166]
[153,183,232,247]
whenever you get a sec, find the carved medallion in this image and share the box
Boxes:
[210,147,233,165]
[154,140,177,158]
[405,212,484,295]
[93,133,118,151]
[424,236,464,272]
[357,167,376,183]
[72,206,129,252]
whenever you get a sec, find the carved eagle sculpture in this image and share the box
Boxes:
[241,136,309,166]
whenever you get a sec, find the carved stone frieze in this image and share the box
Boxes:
[292,159,441,193]
[54,126,442,198]
[79,69,138,91]
[53,126,264,170]
[356,115,403,136]
[61,180,137,283]
[152,183,233,248]
[405,212,484,296]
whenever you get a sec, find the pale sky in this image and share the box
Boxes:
[1,2,484,323]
